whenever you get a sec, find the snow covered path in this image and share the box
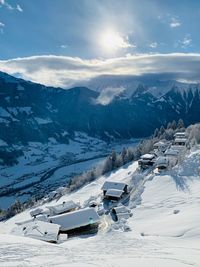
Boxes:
[0,148,200,267]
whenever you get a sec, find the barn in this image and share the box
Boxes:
[153,141,169,152]
[101,181,128,196]
[138,153,156,169]
[174,137,187,146]
[49,207,100,236]
[112,205,132,221]
[174,132,187,138]
[105,189,124,201]
[155,156,169,171]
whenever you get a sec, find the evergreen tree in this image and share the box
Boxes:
[125,148,135,162]
[177,119,185,129]
[153,128,159,138]
[158,125,165,138]
[121,147,128,164]
[171,120,177,130]
[102,156,112,174]
[167,122,172,129]
[111,150,117,168]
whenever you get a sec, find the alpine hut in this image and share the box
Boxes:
[49,207,100,235]
[12,220,60,243]
[138,153,156,169]
[155,156,169,172]
[153,141,169,152]
[101,181,128,196]
[174,132,187,139]
[112,205,132,221]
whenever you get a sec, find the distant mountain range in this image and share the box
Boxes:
[0,71,200,147]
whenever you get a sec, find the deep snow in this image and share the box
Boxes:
[0,147,200,267]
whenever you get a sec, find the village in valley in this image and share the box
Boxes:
[8,128,190,244]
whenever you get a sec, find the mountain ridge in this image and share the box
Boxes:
[0,71,200,146]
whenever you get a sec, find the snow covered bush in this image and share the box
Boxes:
[187,123,200,144]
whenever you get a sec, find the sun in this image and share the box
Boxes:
[100,30,128,52]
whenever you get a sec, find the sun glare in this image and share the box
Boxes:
[101,30,128,51]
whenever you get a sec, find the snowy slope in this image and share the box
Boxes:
[0,147,200,267]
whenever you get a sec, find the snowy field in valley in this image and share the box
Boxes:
[0,132,140,209]
[0,146,200,267]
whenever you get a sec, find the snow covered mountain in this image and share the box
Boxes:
[1,71,200,148]
[79,74,189,98]
[1,71,200,209]
[0,144,200,267]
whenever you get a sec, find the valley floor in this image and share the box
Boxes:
[0,147,200,267]
[0,133,140,209]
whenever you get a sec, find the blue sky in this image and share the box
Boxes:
[0,0,200,87]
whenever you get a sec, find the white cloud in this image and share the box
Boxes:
[60,44,68,49]
[95,87,125,105]
[158,14,181,28]
[116,35,135,49]
[149,42,157,48]
[0,53,200,88]
[170,17,181,28]
[119,38,133,48]
[16,4,23,12]
[3,0,13,10]
[181,36,192,48]
[100,30,135,51]
[0,0,23,12]
[0,21,5,33]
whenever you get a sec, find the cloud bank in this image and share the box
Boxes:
[96,87,125,105]
[0,53,200,88]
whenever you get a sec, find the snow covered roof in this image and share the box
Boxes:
[174,138,187,143]
[164,148,179,156]
[30,208,44,217]
[155,156,168,166]
[140,154,155,160]
[36,214,49,222]
[12,221,60,243]
[153,141,166,147]
[116,213,131,221]
[46,201,79,215]
[174,132,186,137]
[16,218,34,226]
[101,181,127,191]
[49,208,100,231]
[113,205,131,214]
[105,189,124,198]
[16,215,49,226]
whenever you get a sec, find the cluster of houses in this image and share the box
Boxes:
[13,180,131,243]
[138,131,188,172]
[12,131,189,244]
[101,180,132,221]
[13,201,101,243]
